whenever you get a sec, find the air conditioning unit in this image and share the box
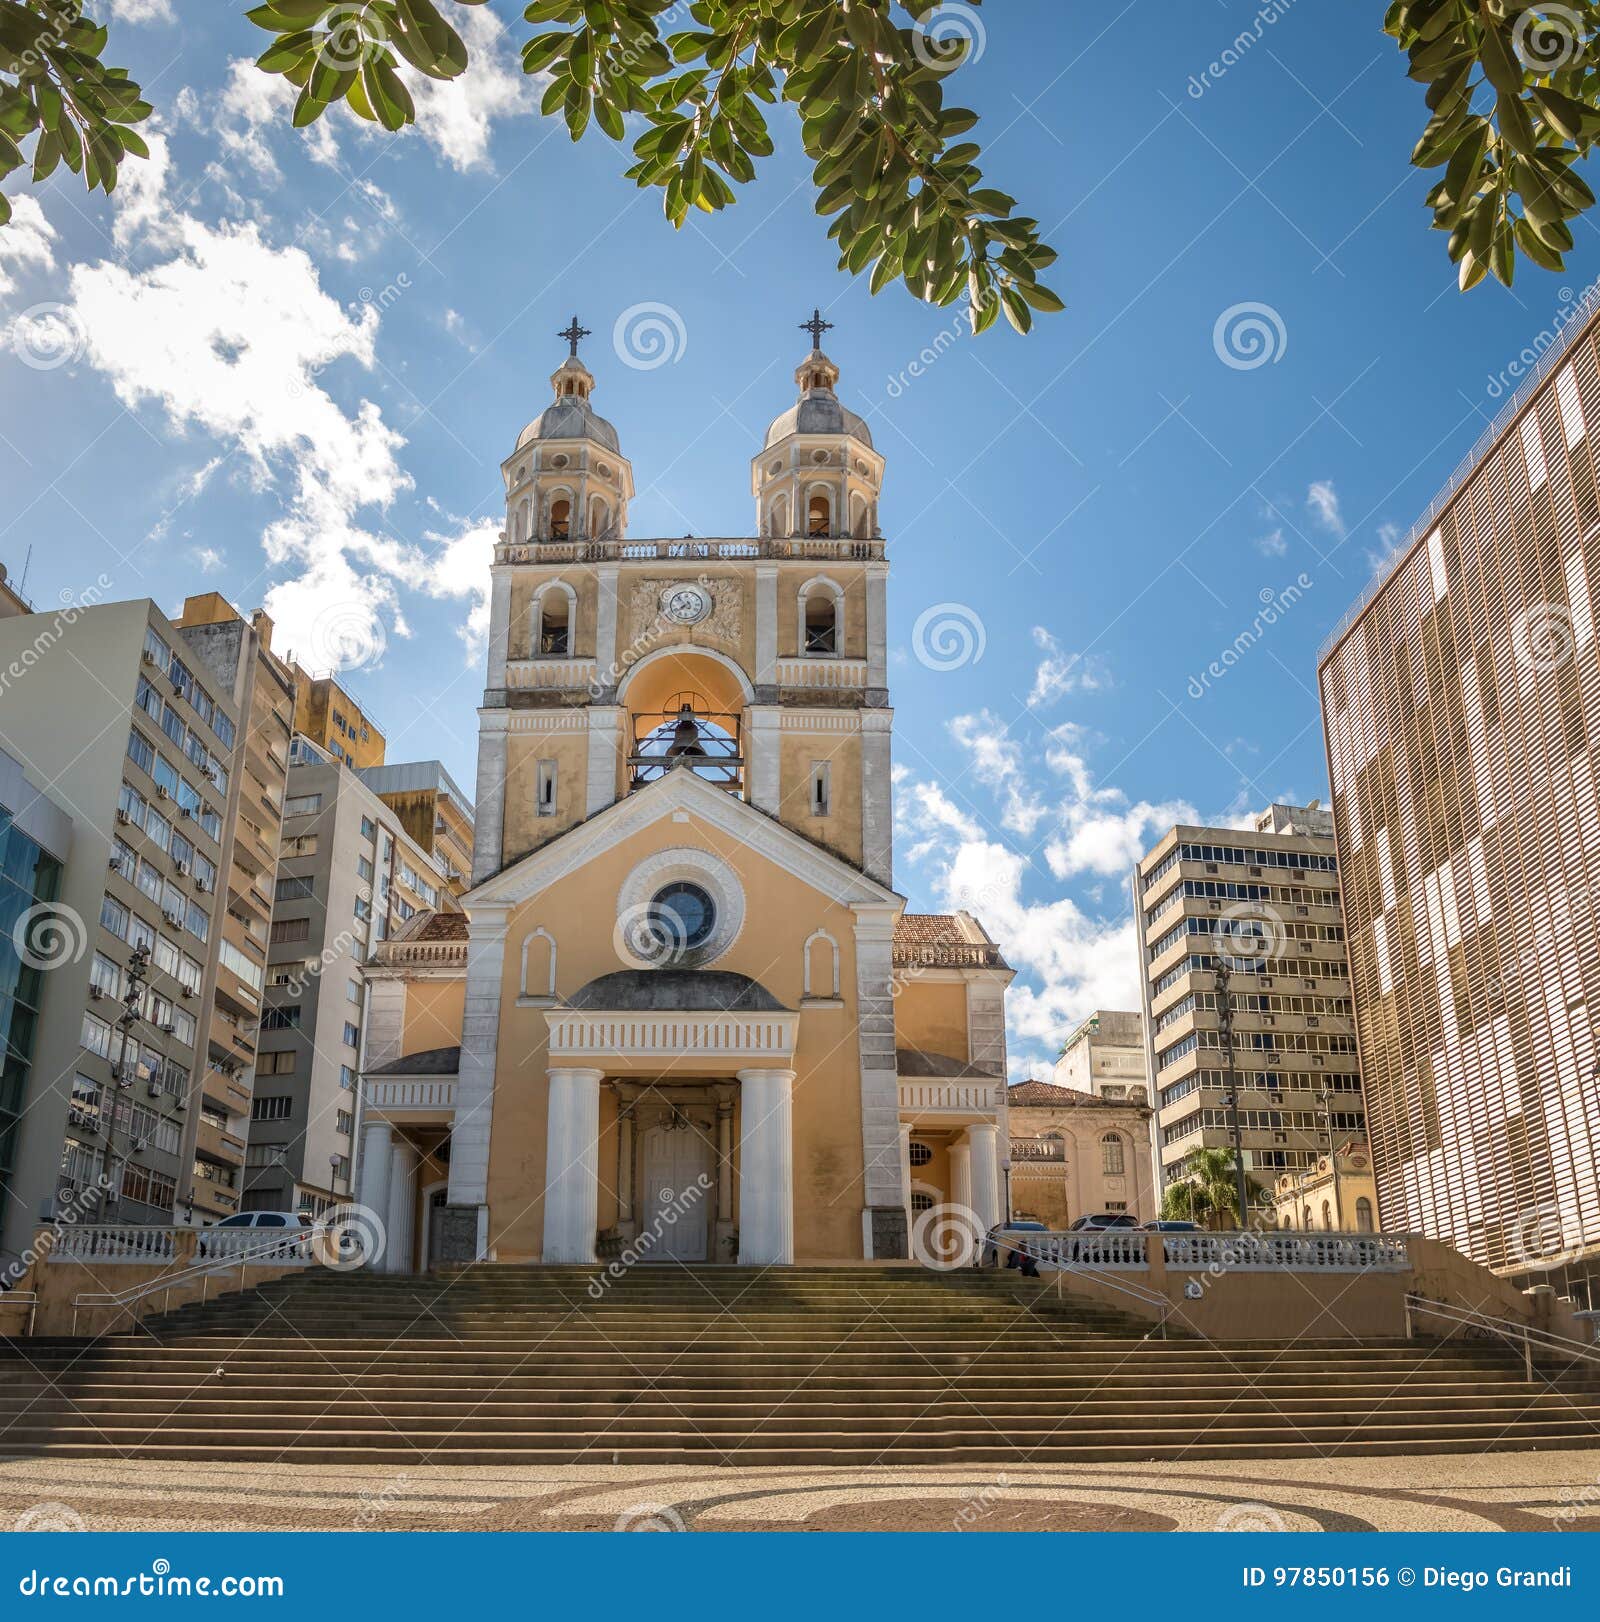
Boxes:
[115,809,132,826]
[179,807,194,820]
[179,986,193,1000]
[164,911,182,927]
[147,1081,162,1098]
[89,984,105,1001]
[195,879,210,893]
[160,1023,176,1036]
[142,650,156,665]
[173,861,189,878]
[173,1094,187,1111]
[156,786,169,800]
[131,1138,148,1154]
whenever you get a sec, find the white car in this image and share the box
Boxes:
[199,1211,313,1259]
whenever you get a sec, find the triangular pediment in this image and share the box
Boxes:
[463,770,903,913]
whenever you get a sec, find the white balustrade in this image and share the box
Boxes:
[45,1223,321,1267]
[45,1225,177,1265]
[1031,1232,1150,1271]
[897,1080,1003,1115]
[365,1078,458,1112]
[505,658,598,691]
[775,657,869,690]
[1161,1231,1410,1273]
[546,1011,798,1063]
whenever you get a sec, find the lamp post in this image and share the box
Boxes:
[1214,957,1251,1231]
[101,943,151,1216]
[1318,1084,1341,1229]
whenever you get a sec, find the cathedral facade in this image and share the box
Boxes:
[354,320,1014,1269]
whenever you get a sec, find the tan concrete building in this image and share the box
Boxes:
[351,321,1019,1270]
[1273,1140,1379,1234]
[1319,301,1600,1299]
[1132,802,1365,1195]
[355,760,473,896]
[1005,1078,1155,1227]
[288,666,385,769]
[0,560,30,618]
[1052,1009,1148,1101]
[0,597,288,1244]
[170,594,297,1220]
[247,745,458,1219]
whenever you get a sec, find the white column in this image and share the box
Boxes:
[447,906,507,1251]
[385,1138,417,1274]
[542,1066,603,1263]
[865,563,888,691]
[486,567,513,688]
[585,705,623,816]
[967,1121,1001,1231]
[950,1139,972,1217]
[471,714,508,885]
[616,1104,635,1233]
[899,1122,913,1231]
[357,1118,392,1229]
[746,706,780,813]
[736,1068,795,1265]
[755,561,778,685]
[595,563,620,685]
[860,711,893,886]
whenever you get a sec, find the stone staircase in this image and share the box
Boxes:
[2,1265,1598,1465]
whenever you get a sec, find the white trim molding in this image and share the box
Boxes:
[544,1008,797,1074]
[737,1067,795,1265]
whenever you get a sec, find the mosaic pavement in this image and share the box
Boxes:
[3,1451,1600,1532]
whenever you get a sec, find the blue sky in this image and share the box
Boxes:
[0,0,1586,1077]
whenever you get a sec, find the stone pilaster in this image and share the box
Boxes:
[746,705,781,814]
[595,562,620,686]
[446,905,508,1252]
[860,709,893,887]
[471,712,508,885]
[967,1121,1001,1230]
[585,705,623,817]
[853,902,905,1255]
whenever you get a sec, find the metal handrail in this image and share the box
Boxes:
[1404,1292,1600,1382]
[0,1292,39,1337]
[71,1226,330,1334]
[979,1233,1173,1339]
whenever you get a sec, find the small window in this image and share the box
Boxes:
[804,593,837,654]
[908,1141,933,1168]
[810,761,831,818]
[909,1191,935,1214]
[549,497,571,541]
[1356,1197,1374,1233]
[807,493,830,537]
[1100,1133,1125,1176]
[539,593,570,655]
[537,759,558,817]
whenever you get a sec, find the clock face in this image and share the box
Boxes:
[661,585,712,625]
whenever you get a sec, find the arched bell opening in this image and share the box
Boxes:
[620,649,751,794]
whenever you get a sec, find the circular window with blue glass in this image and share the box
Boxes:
[647,881,717,957]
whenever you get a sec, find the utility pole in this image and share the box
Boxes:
[1214,957,1251,1231]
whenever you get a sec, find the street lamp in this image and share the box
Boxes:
[101,942,151,1216]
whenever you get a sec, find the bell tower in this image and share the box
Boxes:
[473,311,892,891]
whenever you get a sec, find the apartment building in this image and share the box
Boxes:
[246,745,458,1217]
[169,595,297,1220]
[0,746,73,1271]
[1052,1010,1149,1102]
[1319,301,1600,1295]
[289,666,385,769]
[355,760,473,896]
[1131,802,1365,1196]
[0,599,268,1248]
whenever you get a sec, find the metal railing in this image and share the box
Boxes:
[1318,287,1600,663]
[1405,1293,1600,1382]
[71,1225,330,1334]
[0,1292,39,1337]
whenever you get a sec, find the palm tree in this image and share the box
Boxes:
[1161,1148,1273,1230]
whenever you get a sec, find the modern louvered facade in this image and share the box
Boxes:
[1319,303,1600,1298]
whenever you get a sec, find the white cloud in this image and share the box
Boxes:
[1306,479,1344,536]
[0,195,57,299]
[104,0,173,20]
[63,139,489,672]
[1027,626,1106,707]
[405,5,539,172]
[192,546,223,573]
[897,715,1198,1075]
[1254,527,1287,557]
[1365,519,1403,575]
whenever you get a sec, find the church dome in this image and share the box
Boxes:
[764,392,873,450]
[516,396,620,452]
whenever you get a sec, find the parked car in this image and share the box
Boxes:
[980,1219,1048,1268]
[1142,1220,1200,1232]
[1067,1212,1141,1232]
[200,1211,313,1260]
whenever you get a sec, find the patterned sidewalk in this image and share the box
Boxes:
[3,1450,1600,1532]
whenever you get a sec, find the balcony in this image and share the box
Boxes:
[897,1079,1004,1119]
[494,536,884,567]
[776,657,868,691]
[366,1077,457,1116]
[506,657,598,692]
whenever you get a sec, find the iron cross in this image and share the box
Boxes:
[558,315,590,358]
[800,307,834,348]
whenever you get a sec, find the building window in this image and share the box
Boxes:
[251,1095,293,1122]
[909,1191,935,1214]
[807,492,831,537]
[810,761,831,817]
[360,816,376,841]
[549,497,571,542]
[1355,1197,1374,1233]
[284,794,323,817]
[537,759,558,817]
[342,1021,360,1048]
[336,1111,353,1135]
[1100,1133,1125,1176]
[908,1140,933,1168]
[274,876,314,903]
[270,917,310,945]
[261,1006,301,1031]
[339,1065,356,1090]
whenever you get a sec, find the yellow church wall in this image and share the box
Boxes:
[616,568,757,682]
[480,813,870,1263]
[893,979,971,1064]
[501,730,591,864]
[400,979,465,1059]
[776,732,863,867]
[776,565,868,659]
[508,570,600,659]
